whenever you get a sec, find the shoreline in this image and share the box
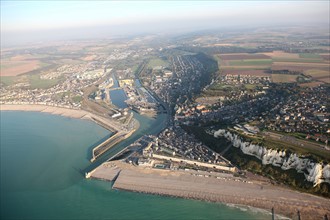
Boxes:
[3,104,329,219]
[90,160,330,220]
[0,104,91,120]
[1,104,140,160]
[0,104,136,131]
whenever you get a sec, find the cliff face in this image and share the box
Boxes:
[214,129,330,186]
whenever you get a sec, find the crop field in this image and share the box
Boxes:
[216,51,329,83]
[272,58,324,63]
[219,54,270,60]
[304,69,330,83]
[228,59,272,66]
[262,51,300,59]
[221,69,269,76]
[320,54,330,61]
[299,53,321,59]
[1,60,41,76]
[0,54,51,76]
[271,74,298,83]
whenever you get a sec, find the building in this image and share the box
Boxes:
[119,79,134,87]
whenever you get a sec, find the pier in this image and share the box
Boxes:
[91,132,126,162]
[90,124,138,162]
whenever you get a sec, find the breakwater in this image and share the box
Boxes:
[90,128,137,162]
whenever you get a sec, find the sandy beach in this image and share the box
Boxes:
[0,104,126,132]
[1,104,91,119]
[91,160,330,220]
[1,104,141,161]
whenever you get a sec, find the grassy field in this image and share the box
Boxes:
[0,76,15,85]
[72,95,83,103]
[28,75,60,89]
[272,58,324,63]
[147,58,169,68]
[229,59,272,66]
[221,66,268,70]
[244,84,258,90]
[209,84,234,90]
[271,74,297,83]
[299,53,321,59]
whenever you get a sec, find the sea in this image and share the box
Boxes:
[0,111,272,220]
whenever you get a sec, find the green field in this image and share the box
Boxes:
[244,84,258,90]
[221,66,267,70]
[1,74,60,88]
[299,53,321,59]
[272,58,324,63]
[147,58,169,68]
[209,83,234,90]
[271,74,297,83]
[0,76,16,86]
[72,95,83,103]
[229,59,272,66]
[28,75,60,89]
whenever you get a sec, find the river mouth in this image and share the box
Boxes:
[83,111,168,172]
[0,111,270,220]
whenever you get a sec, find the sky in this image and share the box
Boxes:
[1,1,329,46]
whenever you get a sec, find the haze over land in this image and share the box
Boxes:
[1,1,329,47]
[1,1,330,220]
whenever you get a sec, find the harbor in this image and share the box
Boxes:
[2,111,265,220]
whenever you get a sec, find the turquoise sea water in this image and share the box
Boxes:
[0,111,271,220]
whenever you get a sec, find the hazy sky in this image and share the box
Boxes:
[1,1,329,46]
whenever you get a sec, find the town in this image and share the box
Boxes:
[1,27,329,199]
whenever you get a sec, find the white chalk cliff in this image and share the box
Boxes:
[214,129,330,186]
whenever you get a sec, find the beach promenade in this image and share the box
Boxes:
[90,160,330,220]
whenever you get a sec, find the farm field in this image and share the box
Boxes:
[271,74,298,83]
[304,69,330,83]
[216,50,329,84]
[1,60,42,76]
[229,59,272,66]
